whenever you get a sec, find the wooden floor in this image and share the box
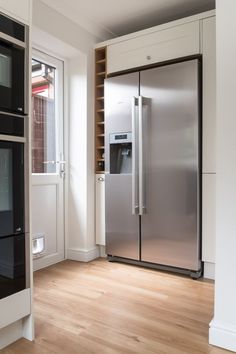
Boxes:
[1,259,231,354]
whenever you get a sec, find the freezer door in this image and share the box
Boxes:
[105,175,140,259]
[105,73,140,260]
[140,59,201,271]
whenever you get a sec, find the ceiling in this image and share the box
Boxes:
[41,0,215,40]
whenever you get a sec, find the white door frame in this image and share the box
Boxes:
[31,48,66,270]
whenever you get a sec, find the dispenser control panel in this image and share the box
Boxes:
[109,132,132,174]
[110,132,132,144]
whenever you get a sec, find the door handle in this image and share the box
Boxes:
[138,96,144,216]
[58,160,66,178]
[138,95,149,215]
[132,96,139,215]
[15,227,22,233]
[43,160,66,178]
[43,160,56,164]
[43,160,66,164]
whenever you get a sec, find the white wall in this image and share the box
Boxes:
[209,0,236,351]
[33,0,101,51]
[0,0,32,25]
[32,0,102,263]
[67,51,98,258]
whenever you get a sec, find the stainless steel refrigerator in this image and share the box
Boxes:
[105,59,202,278]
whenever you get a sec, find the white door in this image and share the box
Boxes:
[31,50,65,270]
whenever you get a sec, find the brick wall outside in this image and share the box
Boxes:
[32,95,55,173]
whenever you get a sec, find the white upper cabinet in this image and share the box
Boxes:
[107,21,200,74]
[202,16,216,173]
[0,0,31,25]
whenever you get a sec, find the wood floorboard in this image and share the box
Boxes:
[0,258,232,354]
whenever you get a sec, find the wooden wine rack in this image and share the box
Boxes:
[95,47,106,173]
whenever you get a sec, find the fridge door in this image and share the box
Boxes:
[105,73,140,260]
[140,59,201,271]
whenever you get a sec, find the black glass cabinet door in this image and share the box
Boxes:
[0,234,26,299]
[0,141,24,237]
[0,42,25,114]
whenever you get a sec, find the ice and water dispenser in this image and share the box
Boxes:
[109,132,132,174]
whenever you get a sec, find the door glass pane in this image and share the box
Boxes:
[31,59,56,173]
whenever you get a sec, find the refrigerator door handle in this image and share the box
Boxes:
[139,95,149,215]
[138,95,144,215]
[131,96,139,215]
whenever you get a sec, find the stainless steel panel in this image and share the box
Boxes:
[105,73,139,173]
[105,175,139,260]
[105,73,139,260]
[140,60,200,271]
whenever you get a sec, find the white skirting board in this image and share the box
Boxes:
[99,245,107,258]
[0,289,31,330]
[203,262,215,280]
[0,289,33,349]
[209,319,236,352]
[0,320,22,350]
[67,247,100,262]
[33,253,65,272]
[0,316,34,350]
